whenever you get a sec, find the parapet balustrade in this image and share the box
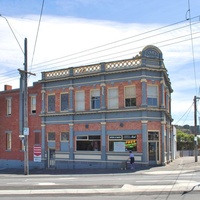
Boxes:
[42,58,142,80]
[105,59,141,71]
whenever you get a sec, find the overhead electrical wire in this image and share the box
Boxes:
[187,0,198,95]
[30,0,45,72]
[175,103,194,125]
[0,16,200,81]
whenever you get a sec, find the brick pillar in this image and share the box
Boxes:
[161,121,166,165]
[160,80,165,108]
[69,87,74,112]
[141,78,147,107]
[41,89,45,114]
[100,83,106,110]
[141,120,148,163]
[41,123,46,167]
[101,122,107,161]
[69,123,74,160]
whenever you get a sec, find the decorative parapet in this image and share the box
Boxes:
[41,45,165,81]
[105,59,141,71]
[43,69,70,80]
[73,64,101,75]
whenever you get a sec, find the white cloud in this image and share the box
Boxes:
[0,14,200,125]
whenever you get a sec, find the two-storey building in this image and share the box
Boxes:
[39,45,175,169]
[0,82,42,169]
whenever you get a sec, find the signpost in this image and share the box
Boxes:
[34,146,42,162]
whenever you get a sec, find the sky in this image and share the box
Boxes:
[0,0,200,126]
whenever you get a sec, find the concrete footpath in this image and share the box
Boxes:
[0,156,200,196]
[0,156,200,175]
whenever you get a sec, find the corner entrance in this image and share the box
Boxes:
[148,132,160,165]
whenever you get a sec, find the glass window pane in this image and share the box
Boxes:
[108,88,118,109]
[48,95,55,112]
[76,91,85,111]
[48,132,55,141]
[61,93,68,111]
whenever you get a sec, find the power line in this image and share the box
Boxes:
[1,16,200,80]
[30,0,45,71]
[0,14,24,54]
[187,0,198,95]
[174,103,194,125]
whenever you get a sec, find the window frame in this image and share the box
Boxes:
[60,132,69,142]
[147,85,158,106]
[75,91,85,111]
[31,95,36,114]
[124,85,136,107]
[48,132,55,141]
[47,94,55,112]
[6,132,12,151]
[108,87,118,109]
[90,89,100,110]
[60,93,69,112]
[76,135,101,151]
[6,98,12,116]
[108,135,137,152]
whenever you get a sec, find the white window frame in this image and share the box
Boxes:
[90,89,100,110]
[6,132,12,150]
[47,94,55,112]
[60,93,69,112]
[108,88,118,109]
[124,85,136,107]
[31,96,36,114]
[147,85,158,106]
[60,132,69,142]
[75,91,85,111]
[6,98,12,115]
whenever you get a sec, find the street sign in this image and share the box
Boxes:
[34,146,41,162]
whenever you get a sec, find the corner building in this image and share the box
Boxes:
[40,45,175,169]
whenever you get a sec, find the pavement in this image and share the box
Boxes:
[0,156,200,175]
[0,156,200,196]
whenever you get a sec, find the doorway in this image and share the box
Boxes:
[48,148,55,168]
[148,131,160,164]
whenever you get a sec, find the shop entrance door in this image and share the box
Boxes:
[148,142,159,164]
[48,148,55,168]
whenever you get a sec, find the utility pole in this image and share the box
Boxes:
[194,96,200,162]
[18,38,35,175]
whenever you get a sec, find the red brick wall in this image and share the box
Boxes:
[0,83,42,161]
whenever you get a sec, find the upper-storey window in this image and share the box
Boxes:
[6,98,12,116]
[147,85,158,106]
[75,91,85,111]
[108,88,118,109]
[125,86,136,107]
[48,94,55,112]
[91,89,100,110]
[60,93,68,111]
[31,96,36,114]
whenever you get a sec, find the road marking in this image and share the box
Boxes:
[38,183,56,185]
[0,181,200,195]
[144,170,193,175]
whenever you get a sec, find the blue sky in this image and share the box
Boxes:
[0,0,200,126]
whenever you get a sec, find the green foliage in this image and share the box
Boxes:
[176,129,200,150]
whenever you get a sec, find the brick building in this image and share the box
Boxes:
[0,45,176,169]
[0,82,43,169]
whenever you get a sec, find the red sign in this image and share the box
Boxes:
[34,146,41,162]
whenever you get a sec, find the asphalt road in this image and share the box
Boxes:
[0,156,200,200]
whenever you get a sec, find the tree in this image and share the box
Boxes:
[177,130,194,150]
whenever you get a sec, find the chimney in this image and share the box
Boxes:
[4,85,12,91]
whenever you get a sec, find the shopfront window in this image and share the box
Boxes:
[76,135,101,151]
[109,135,137,152]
